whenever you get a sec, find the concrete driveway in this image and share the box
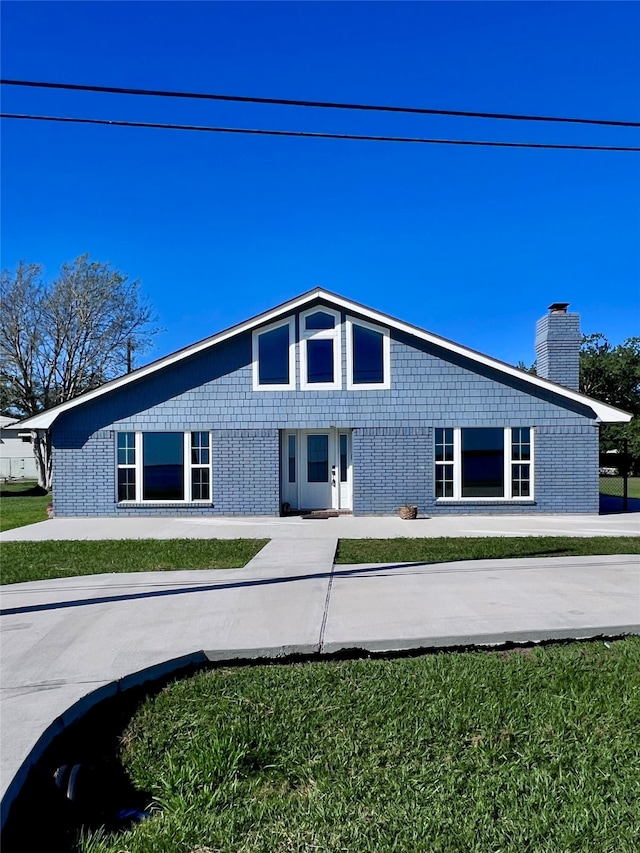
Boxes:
[1,515,639,826]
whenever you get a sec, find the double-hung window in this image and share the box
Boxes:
[117,432,136,501]
[435,427,533,500]
[252,317,296,391]
[300,308,341,390]
[117,431,212,503]
[346,316,391,389]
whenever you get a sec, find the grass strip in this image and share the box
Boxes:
[0,539,268,585]
[80,638,640,853]
[335,535,640,564]
[0,487,50,532]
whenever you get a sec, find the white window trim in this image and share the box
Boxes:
[299,307,342,391]
[116,431,213,504]
[252,316,296,391]
[435,427,535,502]
[346,316,391,390]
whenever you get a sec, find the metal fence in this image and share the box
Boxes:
[599,437,632,513]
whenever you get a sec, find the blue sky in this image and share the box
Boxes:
[2,1,639,369]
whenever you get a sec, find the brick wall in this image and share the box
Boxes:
[535,311,582,390]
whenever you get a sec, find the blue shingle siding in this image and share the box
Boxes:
[51,309,602,516]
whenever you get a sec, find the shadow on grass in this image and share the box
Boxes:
[0,485,48,498]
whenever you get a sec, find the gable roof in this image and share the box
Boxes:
[16,288,632,428]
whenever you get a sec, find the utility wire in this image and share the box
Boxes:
[2,78,639,128]
[2,113,638,152]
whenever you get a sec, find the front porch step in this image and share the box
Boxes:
[301,511,340,519]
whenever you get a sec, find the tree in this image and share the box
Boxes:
[580,333,640,474]
[0,255,159,489]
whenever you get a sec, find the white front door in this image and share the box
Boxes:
[281,429,352,511]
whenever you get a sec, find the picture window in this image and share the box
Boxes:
[117,431,212,503]
[435,427,533,501]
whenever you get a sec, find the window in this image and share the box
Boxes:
[117,432,212,503]
[252,317,296,391]
[307,434,329,482]
[511,427,532,497]
[300,308,341,390]
[462,428,504,498]
[346,316,391,389]
[143,432,183,500]
[117,432,136,501]
[434,428,454,498]
[191,431,211,501]
[288,434,296,483]
[339,433,348,483]
[435,428,533,500]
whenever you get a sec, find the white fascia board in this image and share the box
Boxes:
[16,287,632,428]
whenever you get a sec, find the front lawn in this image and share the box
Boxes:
[80,638,640,853]
[335,535,640,564]
[0,479,50,532]
[0,539,268,585]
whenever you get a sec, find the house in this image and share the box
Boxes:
[0,416,38,481]
[16,290,631,516]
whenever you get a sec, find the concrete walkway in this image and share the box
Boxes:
[1,511,639,540]
[1,515,639,825]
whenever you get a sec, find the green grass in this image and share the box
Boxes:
[0,479,50,532]
[0,539,268,585]
[335,535,640,564]
[3,536,638,586]
[600,476,640,499]
[80,638,640,853]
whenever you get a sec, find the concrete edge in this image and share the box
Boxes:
[320,626,640,655]
[204,644,321,662]
[0,651,209,831]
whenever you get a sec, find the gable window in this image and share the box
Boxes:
[300,308,341,390]
[117,431,212,503]
[252,317,296,391]
[346,316,391,389]
[435,427,533,500]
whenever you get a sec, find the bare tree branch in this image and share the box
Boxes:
[0,255,160,488]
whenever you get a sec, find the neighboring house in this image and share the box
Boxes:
[16,290,631,516]
[0,416,38,481]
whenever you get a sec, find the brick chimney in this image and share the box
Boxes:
[535,303,581,390]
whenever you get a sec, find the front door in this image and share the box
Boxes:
[281,429,352,511]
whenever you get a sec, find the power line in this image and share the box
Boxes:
[2,113,639,151]
[2,78,639,128]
